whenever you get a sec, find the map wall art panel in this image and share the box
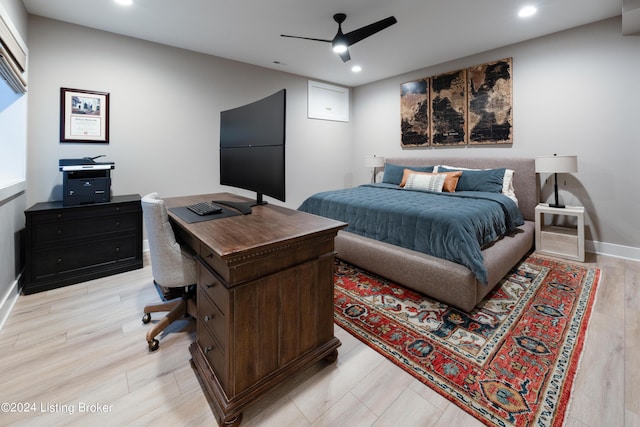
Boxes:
[431,69,467,146]
[400,79,430,147]
[467,58,513,144]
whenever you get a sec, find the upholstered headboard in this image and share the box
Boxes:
[384,157,538,221]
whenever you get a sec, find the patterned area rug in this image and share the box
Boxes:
[333,255,601,427]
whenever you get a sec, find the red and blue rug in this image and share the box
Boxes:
[333,255,601,426]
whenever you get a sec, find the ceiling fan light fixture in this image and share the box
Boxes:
[332,42,348,53]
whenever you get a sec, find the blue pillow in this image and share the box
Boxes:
[382,164,434,185]
[438,166,505,193]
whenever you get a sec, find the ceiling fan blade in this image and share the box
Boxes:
[280,34,332,43]
[338,49,351,62]
[343,16,397,46]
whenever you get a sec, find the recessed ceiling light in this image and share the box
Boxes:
[115,0,133,6]
[351,65,362,73]
[518,5,537,18]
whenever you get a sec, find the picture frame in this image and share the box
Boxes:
[60,87,109,143]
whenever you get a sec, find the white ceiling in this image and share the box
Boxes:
[22,0,623,87]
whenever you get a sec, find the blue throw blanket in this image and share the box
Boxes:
[298,184,524,284]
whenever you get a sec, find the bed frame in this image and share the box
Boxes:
[334,157,537,312]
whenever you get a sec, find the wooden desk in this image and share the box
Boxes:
[165,193,346,426]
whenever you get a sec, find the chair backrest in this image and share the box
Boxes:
[141,192,197,288]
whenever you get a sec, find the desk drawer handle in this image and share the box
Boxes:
[206,282,216,289]
[205,253,213,259]
[204,346,213,354]
[203,314,215,322]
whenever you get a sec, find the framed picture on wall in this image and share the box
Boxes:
[60,87,110,143]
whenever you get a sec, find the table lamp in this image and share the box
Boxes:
[535,154,578,208]
[364,155,385,183]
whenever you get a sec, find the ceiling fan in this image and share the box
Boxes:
[281,13,397,62]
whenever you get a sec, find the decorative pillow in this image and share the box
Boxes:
[399,169,462,192]
[382,163,434,185]
[403,173,446,193]
[438,166,506,193]
[435,164,516,200]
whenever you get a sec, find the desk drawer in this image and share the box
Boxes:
[197,328,227,390]
[198,287,227,350]
[198,261,229,314]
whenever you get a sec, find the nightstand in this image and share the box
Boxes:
[535,204,585,262]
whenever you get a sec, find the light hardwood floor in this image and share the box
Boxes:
[0,252,638,427]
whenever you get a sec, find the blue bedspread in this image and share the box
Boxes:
[298,183,524,284]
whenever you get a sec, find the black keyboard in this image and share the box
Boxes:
[187,202,222,216]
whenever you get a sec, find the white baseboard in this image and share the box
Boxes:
[0,276,21,333]
[586,239,640,262]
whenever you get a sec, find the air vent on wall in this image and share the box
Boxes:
[0,11,27,93]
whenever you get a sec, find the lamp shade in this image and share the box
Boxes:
[364,155,385,168]
[535,155,578,173]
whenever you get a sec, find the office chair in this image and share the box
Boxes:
[140,192,197,352]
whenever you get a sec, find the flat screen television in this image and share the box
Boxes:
[219,89,286,211]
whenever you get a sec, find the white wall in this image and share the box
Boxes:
[0,0,28,329]
[22,15,640,262]
[27,16,353,211]
[352,17,640,258]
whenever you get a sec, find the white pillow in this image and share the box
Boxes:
[434,164,517,204]
[403,173,446,193]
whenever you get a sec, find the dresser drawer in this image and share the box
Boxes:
[198,287,227,350]
[31,234,139,279]
[28,202,139,223]
[32,213,139,245]
[198,261,229,314]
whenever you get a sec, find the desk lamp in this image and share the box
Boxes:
[535,154,578,208]
[365,155,385,183]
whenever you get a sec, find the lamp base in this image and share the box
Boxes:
[548,203,566,209]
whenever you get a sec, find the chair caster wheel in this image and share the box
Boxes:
[148,339,159,352]
[142,313,151,324]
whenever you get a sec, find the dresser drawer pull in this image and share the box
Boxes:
[203,314,215,322]
[205,252,213,259]
[115,221,120,227]
[204,346,213,354]
[57,258,63,263]
[206,282,216,289]
[57,213,63,219]
[57,229,63,235]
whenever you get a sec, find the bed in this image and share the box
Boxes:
[298,157,537,312]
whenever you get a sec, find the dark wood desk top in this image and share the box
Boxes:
[165,192,347,261]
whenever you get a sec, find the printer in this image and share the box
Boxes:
[59,156,115,206]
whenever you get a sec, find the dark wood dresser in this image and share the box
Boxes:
[165,193,346,426]
[23,194,143,294]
